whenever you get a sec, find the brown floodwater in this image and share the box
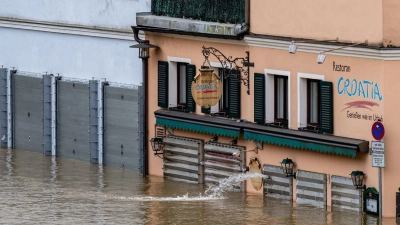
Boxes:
[0,149,397,225]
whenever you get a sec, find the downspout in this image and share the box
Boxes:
[236,0,250,36]
[132,26,149,44]
[132,26,149,177]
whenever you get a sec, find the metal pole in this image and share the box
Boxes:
[142,57,148,177]
[379,167,382,221]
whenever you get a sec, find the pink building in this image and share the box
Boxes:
[134,0,400,218]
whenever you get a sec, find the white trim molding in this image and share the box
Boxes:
[246,36,400,61]
[264,69,291,128]
[167,57,192,107]
[0,17,142,41]
[297,73,325,129]
[4,17,400,61]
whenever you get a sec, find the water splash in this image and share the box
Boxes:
[109,193,220,202]
[204,172,269,198]
[110,172,268,202]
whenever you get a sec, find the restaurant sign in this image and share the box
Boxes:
[191,68,222,108]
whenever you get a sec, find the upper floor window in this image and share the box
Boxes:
[254,71,290,129]
[307,79,320,125]
[297,73,333,133]
[157,60,196,112]
[203,68,241,119]
[274,76,288,124]
[177,63,187,105]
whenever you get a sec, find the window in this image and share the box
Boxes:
[177,63,187,105]
[204,68,241,119]
[297,73,333,133]
[274,76,288,126]
[254,70,290,129]
[157,59,196,112]
[307,79,320,126]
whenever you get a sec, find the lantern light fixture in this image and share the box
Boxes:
[288,37,339,54]
[316,40,368,64]
[209,136,218,142]
[229,139,238,146]
[317,52,326,64]
[281,158,296,178]
[350,170,366,190]
[149,138,164,157]
[289,41,297,54]
[129,42,159,59]
[232,147,259,158]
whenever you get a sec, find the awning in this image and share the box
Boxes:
[154,110,369,158]
[154,110,241,138]
[243,124,369,158]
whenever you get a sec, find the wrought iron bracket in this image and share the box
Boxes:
[202,46,254,95]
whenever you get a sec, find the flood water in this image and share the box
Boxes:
[0,149,397,225]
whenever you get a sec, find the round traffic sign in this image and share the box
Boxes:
[371,121,385,140]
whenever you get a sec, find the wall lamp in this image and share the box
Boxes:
[350,170,366,190]
[281,158,296,178]
[149,138,164,157]
[317,40,368,64]
[289,38,339,54]
[232,147,259,158]
[229,139,237,146]
[209,136,218,142]
[129,42,159,59]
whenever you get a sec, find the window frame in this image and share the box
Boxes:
[274,75,288,123]
[264,69,291,129]
[297,72,324,131]
[219,68,230,112]
[177,62,188,106]
[167,57,191,109]
[307,79,320,126]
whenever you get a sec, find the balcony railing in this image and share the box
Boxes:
[151,0,245,24]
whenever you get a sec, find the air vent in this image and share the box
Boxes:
[155,125,166,138]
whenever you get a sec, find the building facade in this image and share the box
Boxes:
[138,0,400,218]
[0,0,151,171]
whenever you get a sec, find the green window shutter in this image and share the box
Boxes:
[186,64,196,112]
[228,70,241,119]
[320,81,333,133]
[201,106,210,114]
[158,61,169,108]
[254,73,265,124]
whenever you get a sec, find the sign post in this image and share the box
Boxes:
[371,121,385,221]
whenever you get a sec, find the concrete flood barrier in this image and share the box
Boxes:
[296,170,327,207]
[11,71,44,153]
[331,175,362,212]
[204,142,246,191]
[0,68,141,171]
[163,136,204,184]
[162,136,247,191]
[263,164,293,201]
[56,78,91,162]
[103,83,139,171]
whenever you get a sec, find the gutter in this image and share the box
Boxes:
[236,0,250,36]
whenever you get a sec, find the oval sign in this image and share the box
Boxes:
[248,158,262,191]
[191,68,222,108]
[371,121,385,141]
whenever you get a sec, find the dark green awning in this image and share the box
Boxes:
[155,110,240,138]
[243,129,368,158]
[154,109,369,158]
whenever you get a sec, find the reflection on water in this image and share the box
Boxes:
[0,149,397,225]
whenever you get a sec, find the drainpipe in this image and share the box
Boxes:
[132,26,149,178]
[133,27,149,44]
[236,0,250,36]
